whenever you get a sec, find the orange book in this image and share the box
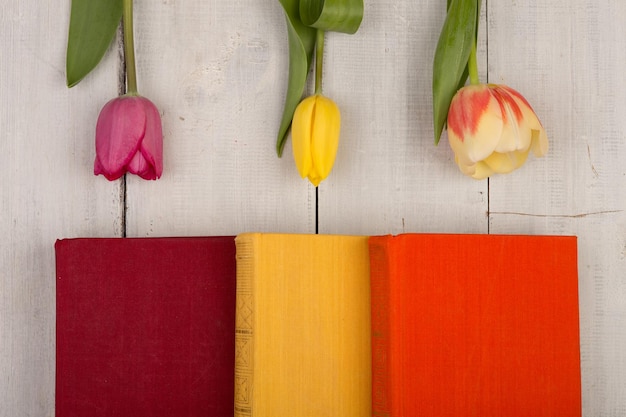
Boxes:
[369,234,581,417]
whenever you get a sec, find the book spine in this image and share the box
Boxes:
[234,235,255,417]
[369,237,392,417]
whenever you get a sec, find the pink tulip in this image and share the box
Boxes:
[447,84,548,179]
[94,95,163,181]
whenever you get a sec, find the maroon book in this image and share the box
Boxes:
[55,237,236,417]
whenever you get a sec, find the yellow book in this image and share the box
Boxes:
[234,233,371,417]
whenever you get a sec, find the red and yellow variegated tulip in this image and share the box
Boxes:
[447,84,548,179]
[291,94,341,187]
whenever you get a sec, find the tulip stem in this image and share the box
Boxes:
[468,40,479,85]
[314,30,325,95]
[123,0,138,94]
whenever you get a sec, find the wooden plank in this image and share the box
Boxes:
[0,1,123,416]
[488,1,626,415]
[319,0,488,235]
[125,0,314,236]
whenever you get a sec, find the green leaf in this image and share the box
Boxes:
[300,0,364,34]
[452,0,481,95]
[66,0,123,87]
[276,0,317,156]
[432,0,480,144]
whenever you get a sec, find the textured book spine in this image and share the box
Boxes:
[369,237,392,417]
[234,235,255,417]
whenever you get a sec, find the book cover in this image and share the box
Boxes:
[55,237,236,417]
[234,233,371,417]
[369,233,581,417]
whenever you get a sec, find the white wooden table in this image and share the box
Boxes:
[1,0,625,415]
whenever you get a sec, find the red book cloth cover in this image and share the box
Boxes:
[369,234,581,417]
[55,237,236,417]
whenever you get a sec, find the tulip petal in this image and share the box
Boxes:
[127,151,152,179]
[95,96,145,179]
[136,97,163,179]
[492,85,547,157]
[482,149,529,174]
[454,155,479,177]
[292,96,316,180]
[490,86,529,154]
[310,96,340,186]
[448,85,503,164]
[531,127,549,157]
[471,161,494,179]
[93,157,110,180]
[502,87,549,157]
[454,155,493,180]
[447,85,490,139]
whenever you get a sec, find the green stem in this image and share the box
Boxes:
[468,40,479,85]
[314,30,325,94]
[123,0,138,94]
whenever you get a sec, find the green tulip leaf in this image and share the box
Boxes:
[66,0,123,87]
[458,0,481,90]
[432,0,480,144]
[300,0,364,34]
[276,0,317,156]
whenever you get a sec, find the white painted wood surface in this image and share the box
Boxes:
[320,0,489,235]
[126,0,315,237]
[1,0,624,415]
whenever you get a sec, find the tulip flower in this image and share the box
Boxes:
[90,0,163,181]
[434,1,549,178]
[275,0,363,157]
[94,95,163,181]
[291,94,341,187]
[447,84,548,179]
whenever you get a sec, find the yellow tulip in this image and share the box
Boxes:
[291,94,341,187]
[447,84,548,179]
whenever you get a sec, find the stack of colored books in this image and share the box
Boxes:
[55,233,581,417]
